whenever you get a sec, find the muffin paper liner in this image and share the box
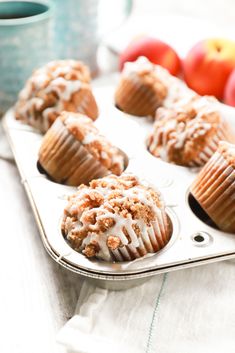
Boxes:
[39,118,109,186]
[72,87,98,121]
[111,210,171,261]
[191,151,235,233]
[188,121,234,167]
[115,77,162,117]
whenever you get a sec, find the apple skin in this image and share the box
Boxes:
[119,36,181,76]
[183,39,235,100]
[224,69,235,106]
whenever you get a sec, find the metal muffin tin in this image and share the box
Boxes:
[3,74,235,287]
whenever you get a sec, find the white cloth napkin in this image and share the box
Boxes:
[57,260,235,353]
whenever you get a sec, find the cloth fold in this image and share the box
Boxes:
[57,261,235,353]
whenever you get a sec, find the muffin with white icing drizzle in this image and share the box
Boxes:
[38,111,126,186]
[115,56,198,117]
[115,56,168,117]
[147,96,235,167]
[15,60,98,133]
[61,173,172,261]
[191,141,235,233]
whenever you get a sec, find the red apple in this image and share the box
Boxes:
[183,38,235,99]
[224,69,235,106]
[119,36,181,76]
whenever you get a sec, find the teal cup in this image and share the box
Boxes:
[49,0,132,76]
[0,1,52,113]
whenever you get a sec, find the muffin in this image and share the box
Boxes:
[38,111,125,186]
[115,56,199,117]
[190,141,235,233]
[61,173,172,261]
[115,56,168,117]
[15,60,98,133]
[147,97,235,167]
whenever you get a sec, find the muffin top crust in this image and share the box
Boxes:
[33,59,90,84]
[147,97,225,166]
[120,56,198,111]
[61,173,166,261]
[218,141,235,167]
[15,60,95,133]
[60,111,125,175]
[121,56,168,101]
[122,56,157,77]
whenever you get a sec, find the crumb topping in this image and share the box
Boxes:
[147,97,224,166]
[122,56,156,76]
[59,112,125,175]
[218,141,235,167]
[121,56,168,103]
[15,60,95,133]
[61,173,165,261]
[118,56,199,113]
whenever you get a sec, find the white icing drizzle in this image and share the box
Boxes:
[45,77,81,101]
[82,132,99,145]
[227,144,235,156]
[219,141,235,157]
[53,65,74,77]
[32,72,49,89]
[122,56,155,77]
[41,79,82,122]
[148,96,223,163]
[64,174,166,261]
[121,56,198,110]
[15,60,88,132]
[40,77,81,124]
[154,64,197,109]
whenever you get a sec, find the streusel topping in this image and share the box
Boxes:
[15,60,93,132]
[121,56,168,101]
[62,174,165,261]
[147,97,224,166]
[119,56,201,113]
[218,141,235,167]
[60,112,125,175]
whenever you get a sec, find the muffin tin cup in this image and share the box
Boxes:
[39,117,109,185]
[191,152,235,233]
[3,75,235,289]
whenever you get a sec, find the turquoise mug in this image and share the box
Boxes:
[49,0,133,75]
[0,1,52,113]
